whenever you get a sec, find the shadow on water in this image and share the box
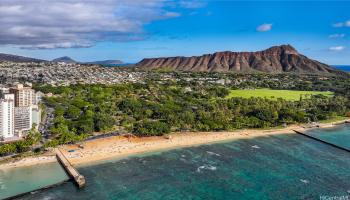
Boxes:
[11,130,350,200]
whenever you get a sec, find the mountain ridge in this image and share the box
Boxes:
[137,45,344,75]
[52,56,76,63]
[0,53,124,65]
[0,53,47,63]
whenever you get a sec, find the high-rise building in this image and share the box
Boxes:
[0,88,9,97]
[31,105,41,129]
[0,94,15,140]
[10,84,36,107]
[0,84,41,141]
[14,106,32,136]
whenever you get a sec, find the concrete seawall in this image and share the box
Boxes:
[55,149,86,188]
[293,129,350,153]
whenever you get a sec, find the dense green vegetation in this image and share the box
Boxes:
[0,127,41,156]
[32,77,349,148]
[226,89,334,101]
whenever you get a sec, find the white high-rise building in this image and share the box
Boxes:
[31,105,41,129]
[14,106,32,136]
[0,84,41,140]
[0,94,15,140]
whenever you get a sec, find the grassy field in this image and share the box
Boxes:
[226,89,334,101]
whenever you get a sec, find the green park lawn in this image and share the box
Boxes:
[226,89,334,101]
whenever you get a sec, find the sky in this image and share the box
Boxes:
[0,0,350,64]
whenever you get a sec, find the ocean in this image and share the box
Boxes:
[0,162,68,199]
[306,124,350,149]
[1,125,350,200]
[333,65,350,72]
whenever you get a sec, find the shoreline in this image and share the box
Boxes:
[0,155,57,170]
[0,119,348,170]
[70,127,297,167]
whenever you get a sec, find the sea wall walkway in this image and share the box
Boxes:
[293,128,350,153]
[55,148,86,188]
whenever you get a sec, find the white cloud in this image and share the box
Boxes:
[333,22,344,28]
[329,33,345,38]
[329,46,345,51]
[256,23,272,32]
[0,0,182,49]
[333,20,350,28]
[164,11,181,18]
[179,1,206,9]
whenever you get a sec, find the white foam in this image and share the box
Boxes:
[206,151,221,156]
[42,195,55,200]
[0,180,5,190]
[300,179,309,184]
[196,165,217,173]
[251,145,260,149]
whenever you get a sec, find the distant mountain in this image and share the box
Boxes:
[52,57,124,65]
[0,53,46,63]
[0,53,124,65]
[85,60,123,65]
[52,56,76,63]
[137,45,345,75]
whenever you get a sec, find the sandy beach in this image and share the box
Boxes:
[62,126,299,166]
[0,155,56,170]
[0,119,348,170]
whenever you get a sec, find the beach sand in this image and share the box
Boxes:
[0,155,56,170]
[63,126,300,166]
[0,119,348,169]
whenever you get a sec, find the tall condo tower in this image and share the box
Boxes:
[0,94,15,140]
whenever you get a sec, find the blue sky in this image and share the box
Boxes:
[0,1,350,64]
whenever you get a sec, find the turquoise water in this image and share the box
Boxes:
[0,161,68,199]
[12,131,350,200]
[306,124,350,149]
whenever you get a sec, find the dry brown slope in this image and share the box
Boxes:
[137,45,343,75]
